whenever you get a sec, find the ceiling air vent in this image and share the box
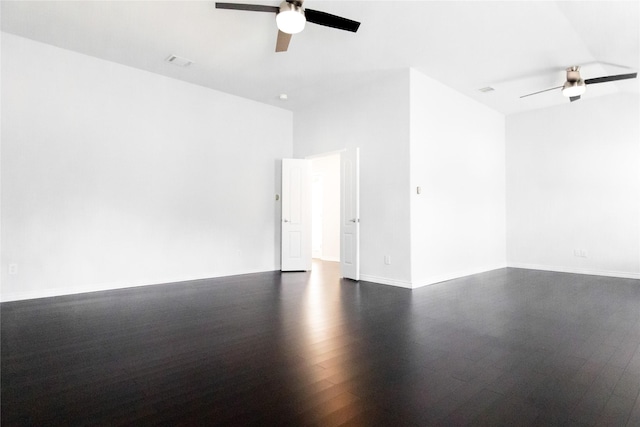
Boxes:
[478,86,495,93]
[165,55,193,67]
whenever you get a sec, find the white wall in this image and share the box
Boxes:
[1,33,293,301]
[311,154,340,262]
[294,70,412,287]
[506,93,640,279]
[4,34,634,302]
[409,69,507,286]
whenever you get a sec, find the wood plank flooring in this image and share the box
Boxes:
[2,261,640,426]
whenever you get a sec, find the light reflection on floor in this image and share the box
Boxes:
[300,259,364,417]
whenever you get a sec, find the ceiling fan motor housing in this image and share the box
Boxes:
[566,66,582,82]
[562,66,586,97]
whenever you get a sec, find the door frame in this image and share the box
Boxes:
[303,148,360,280]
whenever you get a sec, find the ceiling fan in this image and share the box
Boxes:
[520,66,637,102]
[216,1,360,52]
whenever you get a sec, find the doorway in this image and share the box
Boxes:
[281,148,359,279]
[310,153,341,263]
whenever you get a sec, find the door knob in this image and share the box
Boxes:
[283,219,289,223]
[350,218,357,223]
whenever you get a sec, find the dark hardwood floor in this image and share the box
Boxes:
[2,261,640,426]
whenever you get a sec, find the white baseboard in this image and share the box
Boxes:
[321,256,340,263]
[6,262,634,303]
[0,267,279,303]
[359,274,413,289]
[507,263,640,280]
[411,263,508,289]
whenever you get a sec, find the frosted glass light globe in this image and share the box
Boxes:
[276,2,306,34]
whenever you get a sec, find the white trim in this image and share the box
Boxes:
[0,268,279,303]
[411,264,508,288]
[359,274,413,289]
[321,256,340,262]
[304,149,346,160]
[507,263,640,280]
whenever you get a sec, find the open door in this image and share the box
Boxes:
[281,159,312,271]
[341,148,360,280]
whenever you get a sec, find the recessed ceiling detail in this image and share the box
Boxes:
[165,55,193,68]
[478,87,495,93]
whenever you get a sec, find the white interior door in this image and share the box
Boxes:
[341,148,360,280]
[281,159,311,271]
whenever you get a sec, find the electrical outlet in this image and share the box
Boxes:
[9,263,18,275]
[384,255,391,265]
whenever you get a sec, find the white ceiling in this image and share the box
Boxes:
[2,1,638,114]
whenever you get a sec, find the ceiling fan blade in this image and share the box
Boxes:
[520,86,563,99]
[276,30,292,52]
[570,96,581,102]
[305,8,360,32]
[215,3,279,13]
[585,72,637,85]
